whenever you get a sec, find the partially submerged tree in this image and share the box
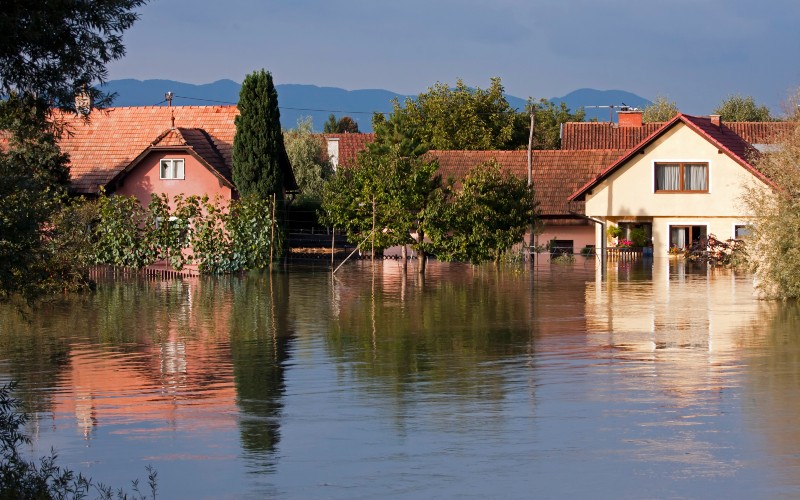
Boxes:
[745,122,800,299]
[642,95,680,122]
[321,145,441,270]
[427,160,536,264]
[0,0,145,301]
[233,69,289,199]
[714,94,773,122]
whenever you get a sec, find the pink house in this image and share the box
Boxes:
[57,105,297,204]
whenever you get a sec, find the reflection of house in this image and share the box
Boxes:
[57,106,297,205]
[569,112,791,256]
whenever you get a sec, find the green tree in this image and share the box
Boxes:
[642,95,680,122]
[713,94,773,122]
[510,99,586,150]
[323,114,360,133]
[427,160,536,264]
[371,78,518,153]
[321,145,441,269]
[745,122,800,298]
[233,69,289,199]
[0,0,145,301]
[284,117,333,203]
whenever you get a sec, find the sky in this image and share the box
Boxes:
[108,0,800,116]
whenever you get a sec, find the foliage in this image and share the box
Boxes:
[427,160,536,264]
[685,234,747,267]
[321,145,441,255]
[233,69,288,200]
[0,0,143,302]
[370,78,518,153]
[629,227,648,247]
[552,253,576,265]
[92,194,283,274]
[510,99,586,150]
[323,114,360,133]
[0,0,145,112]
[713,94,773,122]
[745,122,800,298]
[606,225,623,239]
[284,118,333,203]
[642,95,679,122]
[1,383,158,499]
[0,129,79,302]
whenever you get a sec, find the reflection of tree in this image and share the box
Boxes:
[229,273,293,469]
[326,265,535,410]
[743,302,800,480]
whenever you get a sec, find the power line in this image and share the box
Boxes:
[172,94,385,116]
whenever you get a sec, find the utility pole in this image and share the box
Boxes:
[527,106,535,261]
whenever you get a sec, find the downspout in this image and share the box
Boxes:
[568,208,606,278]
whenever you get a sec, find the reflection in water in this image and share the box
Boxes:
[1,259,800,497]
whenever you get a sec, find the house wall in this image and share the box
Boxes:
[114,151,233,207]
[584,123,767,255]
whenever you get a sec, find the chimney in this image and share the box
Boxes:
[75,88,93,116]
[326,137,340,171]
[709,114,721,127]
[617,109,643,127]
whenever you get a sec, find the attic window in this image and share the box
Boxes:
[655,162,707,192]
[160,159,185,180]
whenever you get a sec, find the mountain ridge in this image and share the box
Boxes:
[100,79,652,132]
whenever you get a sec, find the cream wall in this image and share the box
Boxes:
[584,123,766,255]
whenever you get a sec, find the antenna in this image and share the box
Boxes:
[583,104,635,122]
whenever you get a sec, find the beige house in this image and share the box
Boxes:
[569,113,784,256]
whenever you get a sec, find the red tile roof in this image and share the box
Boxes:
[569,114,777,201]
[323,133,375,167]
[55,106,297,195]
[561,120,794,150]
[428,149,626,217]
[561,122,664,150]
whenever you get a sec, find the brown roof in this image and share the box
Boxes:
[323,133,375,167]
[570,114,777,201]
[55,106,297,195]
[724,122,796,144]
[428,149,626,217]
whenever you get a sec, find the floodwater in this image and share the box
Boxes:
[1,259,800,498]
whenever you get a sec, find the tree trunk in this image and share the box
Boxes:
[402,244,408,272]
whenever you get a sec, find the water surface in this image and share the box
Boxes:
[1,259,799,498]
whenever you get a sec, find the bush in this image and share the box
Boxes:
[1,383,157,499]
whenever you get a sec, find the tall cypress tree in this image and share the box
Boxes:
[233,69,287,199]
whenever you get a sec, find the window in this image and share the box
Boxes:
[669,225,706,250]
[160,159,185,180]
[549,239,574,256]
[734,225,752,239]
[655,162,708,192]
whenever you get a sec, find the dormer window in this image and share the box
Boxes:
[160,159,185,180]
[655,162,707,192]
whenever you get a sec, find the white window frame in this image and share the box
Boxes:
[160,158,185,180]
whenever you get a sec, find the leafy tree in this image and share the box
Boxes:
[233,69,289,200]
[371,78,518,153]
[510,99,586,150]
[284,117,333,203]
[323,114,360,133]
[0,0,144,301]
[745,122,800,298]
[713,94,773,122]
[642,95,680,122]
[0,0,146,113]
[427,160,536,264]
[321,145,441,269]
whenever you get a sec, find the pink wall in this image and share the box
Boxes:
[115,151,233,207]
[533,223,595,254]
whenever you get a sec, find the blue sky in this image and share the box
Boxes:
[108,0,800,115]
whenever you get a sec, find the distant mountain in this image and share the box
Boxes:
[100,79,652,132]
